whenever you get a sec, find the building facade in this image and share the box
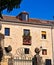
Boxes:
[0,12,54,65]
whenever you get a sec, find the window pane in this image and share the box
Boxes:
[42,49,47,55]
[22,14,28,21]
[5,28,10,36]
[24,29,30,36]
[22,14,26,20]
[41,31,46,39]
[42,34,46,39]
[24,48,29,54]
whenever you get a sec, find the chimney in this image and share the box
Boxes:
[16,11,29,21]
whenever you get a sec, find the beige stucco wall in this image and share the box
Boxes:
[0,22,53,63]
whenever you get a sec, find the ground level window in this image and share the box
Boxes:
[24,48,29,54]
[42,49,47,55]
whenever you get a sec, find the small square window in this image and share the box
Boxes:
[5,28,10,36]
[42,49,47,55]
[24,48,29,54]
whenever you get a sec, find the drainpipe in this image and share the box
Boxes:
[51,26,53,65]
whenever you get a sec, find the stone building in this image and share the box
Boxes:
[0,11,54,65]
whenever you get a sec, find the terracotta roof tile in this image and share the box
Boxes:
[0,15,54,25]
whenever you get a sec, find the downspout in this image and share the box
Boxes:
[51,26,53,65]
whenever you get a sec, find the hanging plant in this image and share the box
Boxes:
[23,35,31,40]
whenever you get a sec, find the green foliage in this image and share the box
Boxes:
[0,0,22,18]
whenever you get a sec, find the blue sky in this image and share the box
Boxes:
[3,0,54,20]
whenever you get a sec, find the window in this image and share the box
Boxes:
[22,14,26,21]
[24,48,29,54]
[23,29,31,45]
[41,31,46,39]
[5,28,10,36]
[24,29,30,36]
[42,49,47,55]
[21,13,29,21]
